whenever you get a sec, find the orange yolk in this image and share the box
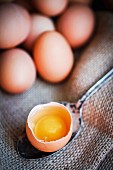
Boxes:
[34,115,67,142]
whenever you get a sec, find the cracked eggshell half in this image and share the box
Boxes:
[26,102,73,152]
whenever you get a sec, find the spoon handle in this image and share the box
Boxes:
[80,69,113,106]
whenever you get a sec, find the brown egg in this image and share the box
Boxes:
[57,4,95,48]
[32,0,68,17]
[26,102,73,152]
[0,48,36,94]
[0,3,31,49]
[23,14,55,52]
[33,31,74,83]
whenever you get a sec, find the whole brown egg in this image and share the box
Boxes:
[0,3,31,49]
[0,48,36,93]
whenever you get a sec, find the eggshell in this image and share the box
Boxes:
[32,0,68,17]
[33,31,74,83]
[0,3,31,49]
[57,4,95,48]
[26,102,73,152]
[23,14,55,51]
[0,48,36,94]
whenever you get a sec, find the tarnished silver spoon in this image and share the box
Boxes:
[17,69,113,159]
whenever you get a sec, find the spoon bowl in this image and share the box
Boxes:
[17,101,80,159]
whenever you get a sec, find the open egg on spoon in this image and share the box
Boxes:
[26,102,73,153]
[17,69,113,159]
[17,101,80,159]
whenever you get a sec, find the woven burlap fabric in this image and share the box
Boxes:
[0,12,113,170]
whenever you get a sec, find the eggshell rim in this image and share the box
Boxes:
[26,102,73,144]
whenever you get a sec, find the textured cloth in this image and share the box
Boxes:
[0,12,113,170]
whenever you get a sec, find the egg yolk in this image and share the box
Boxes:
[34,115,67,142]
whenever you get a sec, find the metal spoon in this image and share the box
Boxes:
[17,101,80,159]
[17,69,113,159]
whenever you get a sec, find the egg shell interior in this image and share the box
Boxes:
[26,102,73,152]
